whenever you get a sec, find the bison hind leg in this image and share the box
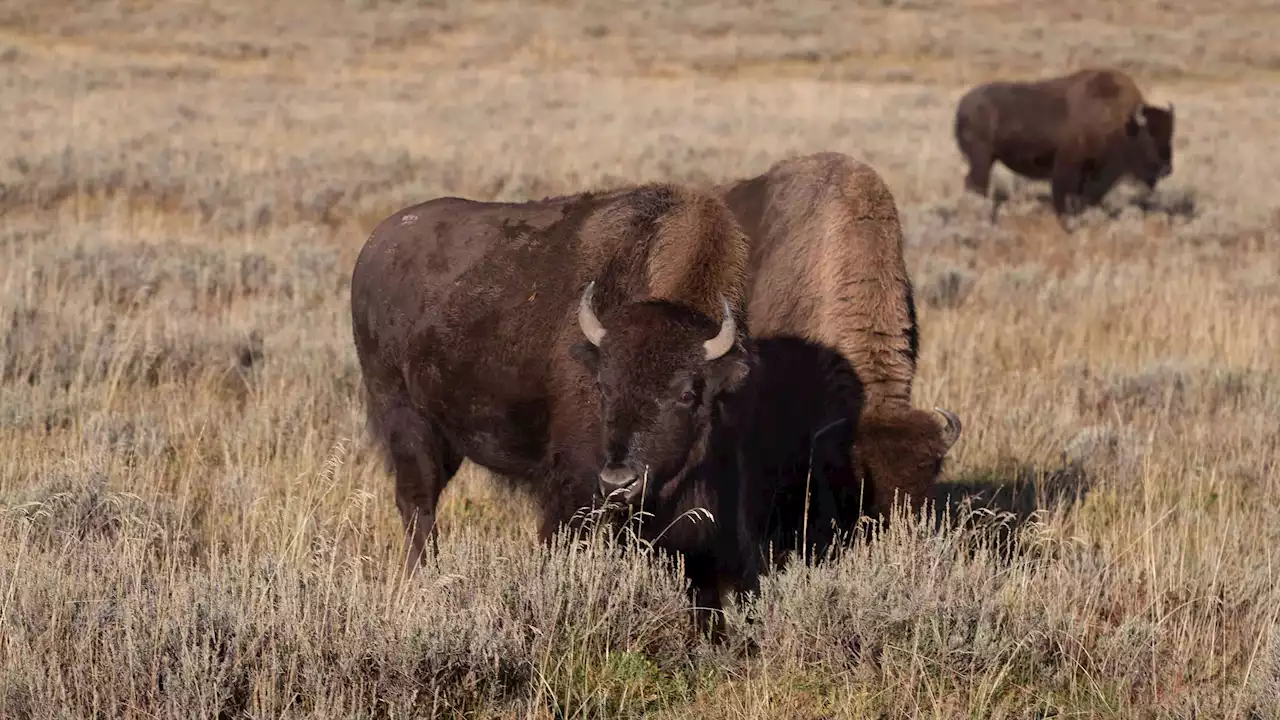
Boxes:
[963,152,994,199]
[370,401,463,576]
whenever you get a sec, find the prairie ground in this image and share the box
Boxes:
[2,1,1279,717]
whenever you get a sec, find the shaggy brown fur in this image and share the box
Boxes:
[350,183,760,638]
[716,152,962,518]
[954,67,1175,224]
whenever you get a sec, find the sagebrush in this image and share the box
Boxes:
[1,0,1278,717]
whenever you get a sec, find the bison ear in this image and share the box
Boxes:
[569,341,600,373]
[707,351,751,395]
[1125,113,1142,137]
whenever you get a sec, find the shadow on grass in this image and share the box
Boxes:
[774,455,1097,574]
[1010,187,1198,224]
[985,182,1199,227]
[930,456,1094,560]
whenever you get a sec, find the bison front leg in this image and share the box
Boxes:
[1081,165,1123,208]
[1050,159,1086,228]
[684,555,728,642]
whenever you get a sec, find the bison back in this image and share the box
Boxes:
[720,152,916,412]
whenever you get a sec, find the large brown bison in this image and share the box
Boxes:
[350,183,765,637]
[954,67,1175,223]
[717,152,963,521]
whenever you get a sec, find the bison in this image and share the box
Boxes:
[954,67,1175,224]
[747,335,866,567]
[350,183,765,637]
[717,152,963,522]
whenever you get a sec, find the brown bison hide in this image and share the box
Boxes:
[351,182,760,638]
[716,152,963,521]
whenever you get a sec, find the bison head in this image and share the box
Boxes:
[1124,103,1176,187]
[854,406,962,516]
[570,281,752,507]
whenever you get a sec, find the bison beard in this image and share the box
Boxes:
[350,183,762,640]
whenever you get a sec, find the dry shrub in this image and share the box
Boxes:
[3,458,184,551]
[917,259,979,310]
[2,0,1279,716]
[0,506,703,718]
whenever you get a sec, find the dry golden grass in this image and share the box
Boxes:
[2,1,1279,717]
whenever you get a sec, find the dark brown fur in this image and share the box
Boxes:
[954,67,1175,223]
[350,183,760,638]
[716,152,962,519]
[747,335,865,566]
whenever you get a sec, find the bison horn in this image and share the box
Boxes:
[578,281,607,347]
[935,407,962,450]
[703,296,736,361]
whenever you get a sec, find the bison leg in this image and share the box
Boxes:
[1081,166,1122,208]
[380,405,463,575]
[1050,159,1086,226]
[683,554,729,642]
[805,419,861,560]
[963,150,994,198]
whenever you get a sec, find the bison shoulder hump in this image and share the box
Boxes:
[1076,69,1142,105]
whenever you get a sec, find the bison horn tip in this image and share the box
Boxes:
[703,296,736,361]
[934,407,962,449]
[578,281,607,347]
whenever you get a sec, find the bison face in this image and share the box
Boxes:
[855,407,962,516]
[1143,103,1175,180]
[570,282,751,507]
[1125,103,1176,187]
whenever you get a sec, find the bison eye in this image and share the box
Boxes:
[677,388,697,406]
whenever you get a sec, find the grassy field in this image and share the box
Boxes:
[2,0,1279,716]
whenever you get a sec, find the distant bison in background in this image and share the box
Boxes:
[953,67,1175,224]
[718,152,963,521]
[351,182,765,638]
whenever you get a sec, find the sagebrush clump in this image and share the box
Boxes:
[1,0,1278,716]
